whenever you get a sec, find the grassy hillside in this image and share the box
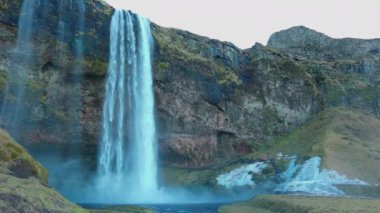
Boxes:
[0,129,48,183]
[219,195,380,213]
[0,129,86,212]
[258,107,380,185]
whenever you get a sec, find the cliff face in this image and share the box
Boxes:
[267,26,380,61]
[0,0,379,170]
[152,25,380,167]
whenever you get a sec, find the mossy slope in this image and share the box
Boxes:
[259,107,380,185]
[0,173,86,213]
[0,128,86,212]
[219,195,380,213]
[0,128,48,183]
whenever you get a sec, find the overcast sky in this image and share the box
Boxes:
[104,0,380,49]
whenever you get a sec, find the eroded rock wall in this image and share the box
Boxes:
[0,0,379,169]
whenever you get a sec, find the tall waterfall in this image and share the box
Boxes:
[97,9,157,203]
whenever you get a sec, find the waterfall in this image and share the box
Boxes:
[0,0,38,133]
[127,10,158,196]
[97,9,157,203]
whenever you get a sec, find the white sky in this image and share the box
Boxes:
[104,0,380,49]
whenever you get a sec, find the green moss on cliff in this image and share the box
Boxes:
[162,167,218,187]
[0,0,21,13]
[85,58,108,77]
[88,0,113,16]
[260,109,329,159]
[0,69,7,94]
[26,78,44,94]
[215,66,242,86]
[252,54,376,110]
[153,26,241,87]
[322,67,373,104]
[0,128,86,212]
[0,129,48,184]
[51,109,69,123]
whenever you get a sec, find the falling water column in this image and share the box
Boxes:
[127,14,158,197]
[97,9,158,203]
[97,10,127,201]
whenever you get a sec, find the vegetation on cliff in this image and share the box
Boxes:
[0,129,48,183]
[0,128,86,212]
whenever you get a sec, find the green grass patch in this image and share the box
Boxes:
[219,195,380,213]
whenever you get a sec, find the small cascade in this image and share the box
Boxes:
[0,0,38,134]
[217,156,368,196]
[97,9,158,203]
[275,156,368,195]
[217,162,268,189]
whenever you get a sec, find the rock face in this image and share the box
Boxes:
[0,128,86,212]
[160,134,218,167]
[153,25,380,168]
[0,0,380,171]
[268,26,380,61]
